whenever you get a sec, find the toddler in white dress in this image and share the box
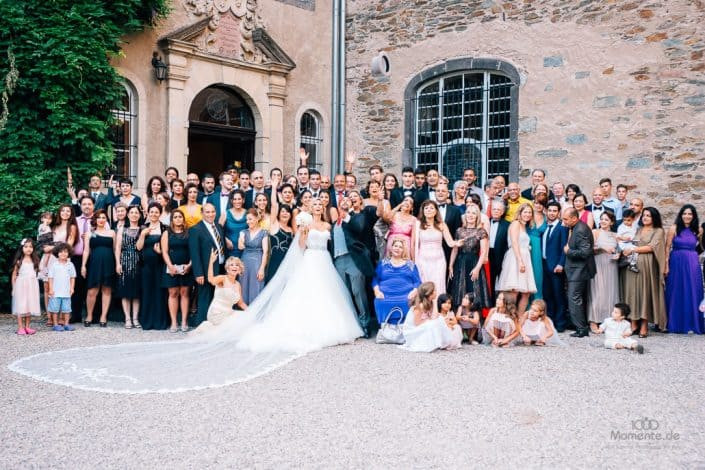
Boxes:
[597,303,644,353]
[520,299,558,346]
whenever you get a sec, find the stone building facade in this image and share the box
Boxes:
[111,0,331,188]
[114,0,703,216]
[345,0,705,216]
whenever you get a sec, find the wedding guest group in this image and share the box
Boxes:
[10,160,705,351]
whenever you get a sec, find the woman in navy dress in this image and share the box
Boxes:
[665,205,704,334]
[137,203,167,330]
[81,210,115,327]
[372,237,422,325]
[161,209,193,332]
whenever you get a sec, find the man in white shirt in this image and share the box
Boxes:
[462,167,484,198]
[599,177,621,221]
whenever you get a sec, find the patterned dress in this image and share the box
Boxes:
[116,227,141,299]
[450,227,491,309]
[266,228,293,284]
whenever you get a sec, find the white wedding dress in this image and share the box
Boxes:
[9,229,363,394]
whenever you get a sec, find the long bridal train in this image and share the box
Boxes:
[9,230,363,394]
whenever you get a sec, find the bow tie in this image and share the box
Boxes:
[593,205,603,210]
[221,192,230,197]
[438,204,446,209]
[491,219,499,224]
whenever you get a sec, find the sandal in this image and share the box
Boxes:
[180,325,189,333]
[133,321,142,329]
[169,326,178,333]
[125,322,133,329]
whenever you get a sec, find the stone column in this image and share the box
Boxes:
[264,67,288,173]
[163,42,193,175]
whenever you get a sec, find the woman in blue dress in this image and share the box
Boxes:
[223,189,247,258]
[372,237,422,325]
[665,205,704,334]
[238,209,269,304]
[527,193,548,300]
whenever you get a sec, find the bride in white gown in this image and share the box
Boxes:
[9,200,363,394]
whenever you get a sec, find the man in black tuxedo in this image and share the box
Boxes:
[390,166,417,208]
[488,198,510,296]
[244,170,271,209]
[330,197,376,337]
[188,203,225,327]
[207,172,234,222]
[542,201,569,331]
[413,167,440,213]
[88,174,110,210]
[561,207,597,337]
[434,184,461,264]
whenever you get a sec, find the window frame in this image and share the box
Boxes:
[111,82,138,181]
[299,110,323,170]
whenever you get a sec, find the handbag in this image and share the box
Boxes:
[375,306,406,345]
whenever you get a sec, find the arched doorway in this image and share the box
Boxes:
[188,85,256,177]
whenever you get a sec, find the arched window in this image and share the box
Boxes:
[407,62,518,186]
[299,111,322,169]
[110,82,138,180]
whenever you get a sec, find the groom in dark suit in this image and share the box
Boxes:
[542,201,569,331]
[561,207,597,337]
[188,203,225,327]
[329,197,376,337]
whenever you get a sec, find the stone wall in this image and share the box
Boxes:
[345,0,705,218]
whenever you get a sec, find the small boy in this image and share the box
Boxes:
[617,209,639,273]
[597,303,644,354]
[47,243,76,332]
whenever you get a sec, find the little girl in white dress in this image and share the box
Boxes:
[520,299,562,346]
[437,294,462,349]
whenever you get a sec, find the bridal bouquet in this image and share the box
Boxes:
[295,211,313,228]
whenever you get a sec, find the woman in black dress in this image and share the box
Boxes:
[161,209,193,332]
[80,210,115,327]
[137,202,167,330]
[265,175,294,283]
[115,205,142,328]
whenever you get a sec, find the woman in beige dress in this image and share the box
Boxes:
[587,211,619,332]
[621,207,667,337]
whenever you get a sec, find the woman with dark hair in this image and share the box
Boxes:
[161,209,193,332]
[564,184,581,208]
[317,190,338,224]
[382,173,399,201]
[266,204,294,284]
[156,191,172,225]
[415,199,460,295]
[142,176,167,214]
[665,204,704,334]
[170,178,185,209]
[293,189,313,224]
[223,189,247,257]
[278,183,296,209]
[81,210,115,327]
[587,211,619,332]
[178,183,202,229]
[527,193,548,299]
[365,180,391,260]
[115,205,142,328]
[136,202,168,330]
[572,193,594,229]
[622,207,667,337]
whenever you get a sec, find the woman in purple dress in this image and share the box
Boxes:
[665,205,704,334]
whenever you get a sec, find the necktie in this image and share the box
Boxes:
[211,223,224,257]
[92,192,99,199]
[546,223,554,240]
[337,191,343,206]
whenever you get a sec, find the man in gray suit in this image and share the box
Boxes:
[561,208,597,338]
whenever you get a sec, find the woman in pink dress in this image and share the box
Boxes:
[415,200,461,295]
[383,195,417,259]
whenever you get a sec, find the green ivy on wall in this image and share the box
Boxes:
[0,0,169,310]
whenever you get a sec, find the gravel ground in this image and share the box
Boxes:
[1,314,704,469]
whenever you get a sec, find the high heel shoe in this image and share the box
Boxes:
[99,322,107,328]
[83,320,91,327]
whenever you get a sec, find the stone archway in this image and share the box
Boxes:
[187,85,256,176]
